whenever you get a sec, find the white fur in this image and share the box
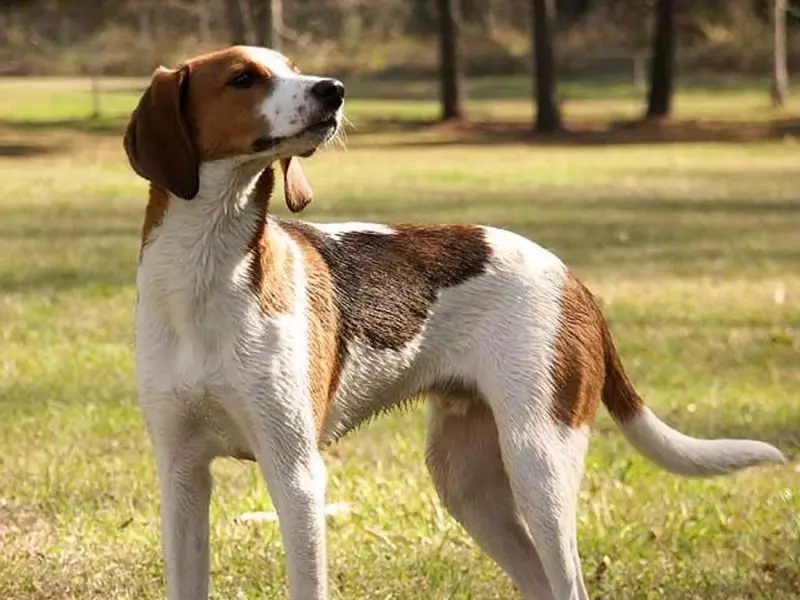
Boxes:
[138,161,328,599]
[243,47,331,140]
[310,221,395,237]
[620,407,786,476]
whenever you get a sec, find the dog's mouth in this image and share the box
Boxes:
[253,115,340,156]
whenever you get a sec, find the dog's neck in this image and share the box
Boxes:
[149,158,276,252]
[138,160,282,342]
[189,157,275,214]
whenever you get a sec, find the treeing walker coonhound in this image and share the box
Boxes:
[123,46,786,600]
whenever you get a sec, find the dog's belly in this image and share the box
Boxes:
[317,288,487,445]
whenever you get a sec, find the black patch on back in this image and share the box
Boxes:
[280,222,491,352]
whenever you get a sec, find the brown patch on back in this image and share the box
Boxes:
[280,222,491,351]
[284,226,343,436]
[551,271,643,427]
[277,222,491,440]
[247,169,294,314]
[140,184,170,257]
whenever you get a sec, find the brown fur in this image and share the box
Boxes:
[277,222,491,440]
[182,47,278,161]
[551,272,643,427]
[125,45,288,200]
[248,169,294,315]
[550,272,608,427]
[140,184,170,256]
[284,229,343,436]
[282,223,491,351]
[600,313,645,424]
[124,65,198,200]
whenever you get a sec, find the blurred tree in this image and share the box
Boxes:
[771,0,789,107]
[530,0,562,132]
[437,0,466,121]
[225,0,249,45]
[645,0,675,120]
[407,0,436,36]
[252,0,282,49]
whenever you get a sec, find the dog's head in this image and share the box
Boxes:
[123,46,344,212]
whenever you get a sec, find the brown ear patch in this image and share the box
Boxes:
[124,65,199,200]
[550,271,606,427]
[281,157,314,213]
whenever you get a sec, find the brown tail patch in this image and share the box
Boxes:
[600,313,644,425]
[550,271,606,427]
[551,271,644,427]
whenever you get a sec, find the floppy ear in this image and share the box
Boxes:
[123,65,199,200]
[280,157,313,213]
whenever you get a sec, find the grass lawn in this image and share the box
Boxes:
[0,75,799,599]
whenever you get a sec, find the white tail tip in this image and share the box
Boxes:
[621,408,787,477]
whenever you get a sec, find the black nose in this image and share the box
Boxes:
[311,79,345,108]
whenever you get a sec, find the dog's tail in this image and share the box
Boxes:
[600,317,786,477]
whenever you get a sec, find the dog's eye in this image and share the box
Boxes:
[228,70,259,89]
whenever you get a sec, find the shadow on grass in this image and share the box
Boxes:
[592,561,800,600]
[0,140,67,158]
[0,265,134,293]
[0,116,128,136]
[2,113,799,148]
[2,182,799,293]
[353,117,800,148]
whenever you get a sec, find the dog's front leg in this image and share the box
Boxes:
[253,403,328,600]
[145,408,214,600]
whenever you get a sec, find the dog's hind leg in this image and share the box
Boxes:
[490,396,592,600]
[425,394,554,600]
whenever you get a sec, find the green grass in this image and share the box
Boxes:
[1,76,799,599]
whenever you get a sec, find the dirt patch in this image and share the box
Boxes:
[0,498,56,561]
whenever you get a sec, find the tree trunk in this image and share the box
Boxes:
[437,0,465,121]
[645,0,675,120]
[253,0,282,49]
[771,0,789,108]
[530,0,561,132]
[224,0,249,45]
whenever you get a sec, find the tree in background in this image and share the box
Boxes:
[530,0,562,132]
[645,0,676,120]
[224,0,248,45]
[224,0,280,48]
[437,0,465,121]
[771,0,789,107]
[253,0,282,49]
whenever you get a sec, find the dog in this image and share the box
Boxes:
[123,46,786,600]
